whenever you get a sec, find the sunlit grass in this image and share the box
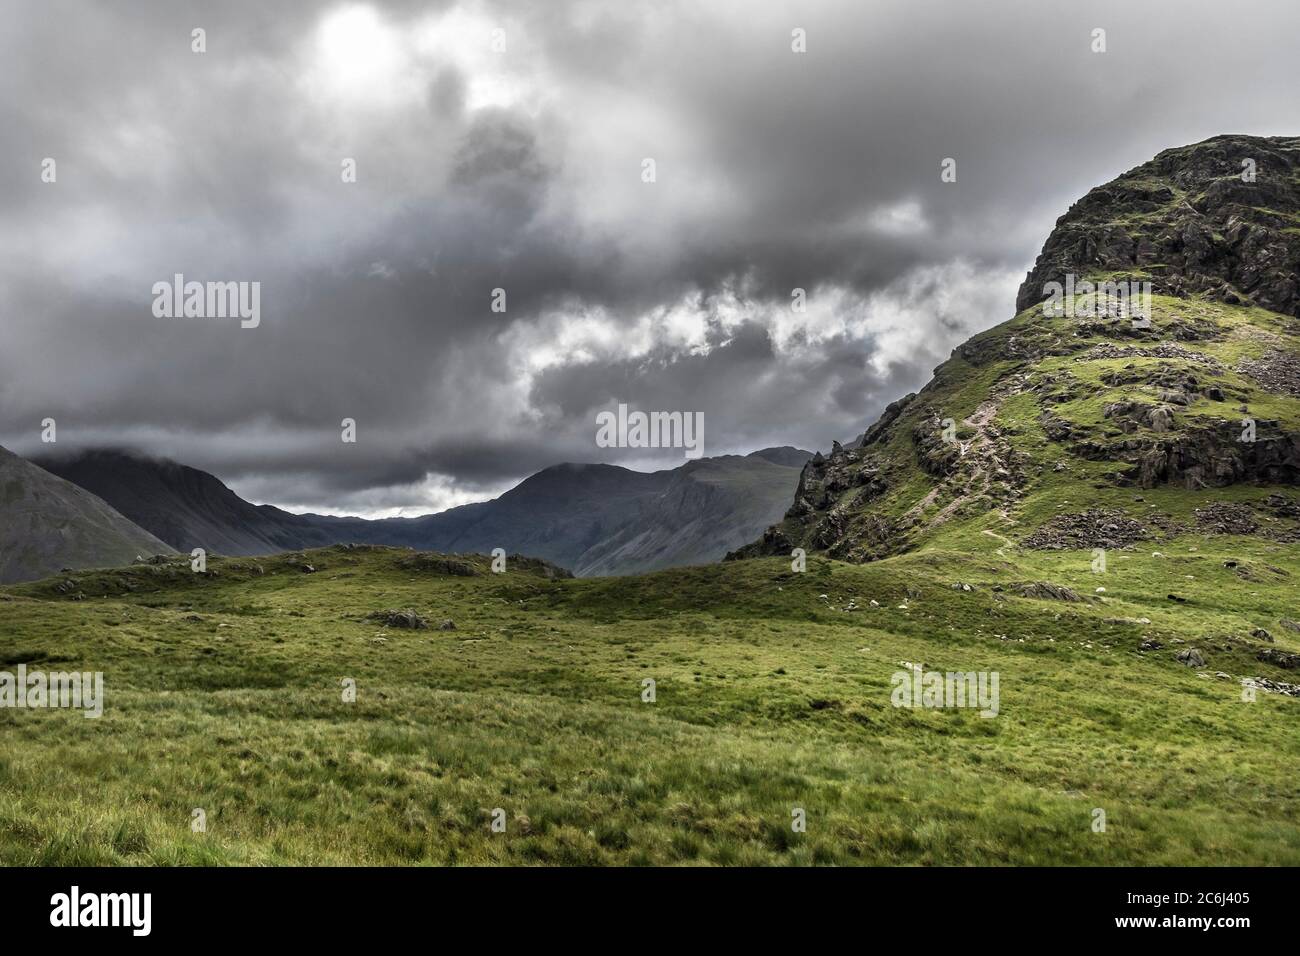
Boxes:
[1,539,1297,865]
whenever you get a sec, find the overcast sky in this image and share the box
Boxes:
[3,0,1300,515]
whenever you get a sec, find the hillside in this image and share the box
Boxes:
[734,134,1300,565]
[30,449,371,557]
[400,452,814,576]
[0,539,1297,865]
[35,448,810,577]
[0,445,175,584]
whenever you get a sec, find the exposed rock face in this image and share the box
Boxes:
[858,393,916,447]
[1073,424,1300,489]
[912,413,962,478]
[788,447,890,516]
[1016,135,1300,317]
[400,554,480,576]
[732,442,898,562]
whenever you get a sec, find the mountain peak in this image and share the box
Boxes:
[746,446,815,468]
[1017,133,1300,316]
[0,444,175,583]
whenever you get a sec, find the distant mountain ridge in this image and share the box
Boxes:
[0,445,176,584]
[32,449,371,556]
[35,446,812,576]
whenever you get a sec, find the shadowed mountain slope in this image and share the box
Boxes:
[0,445,176,584]
[36,447,811,577]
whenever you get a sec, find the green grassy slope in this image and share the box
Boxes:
[1,541,1296,865]
[735,293,1300,564]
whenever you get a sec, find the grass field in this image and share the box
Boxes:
[2,535,1298,865]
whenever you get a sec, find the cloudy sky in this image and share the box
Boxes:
[4,0,1300,515]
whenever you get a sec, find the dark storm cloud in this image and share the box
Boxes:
[3,0,1300,514]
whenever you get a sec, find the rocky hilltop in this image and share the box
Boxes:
[1018,134,1300,317]
[734,135,1300,564]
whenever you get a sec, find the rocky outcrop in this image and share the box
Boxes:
[1012,582,1086,602]
[1135,430,1299,489]
[786,445,890,518]
[859,393,916,447]
[1258,648,1300,669]
[369,608,429,629]
[911,413,962,478]
[399,554,481,576]
[1022,509,1150,550]
[735,135,1300,566]
[1073,423,1300,489]
[1016,135,1300,317]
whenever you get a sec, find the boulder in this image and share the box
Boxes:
[368,609,428,630]
[1257,648,1300,669]
[1012,582,1084,602]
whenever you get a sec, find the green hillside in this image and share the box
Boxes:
[732,293,1300,564]
[735,135,1300,564]
[0,539,1297,865]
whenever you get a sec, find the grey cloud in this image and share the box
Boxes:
[2,0,1299,513]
